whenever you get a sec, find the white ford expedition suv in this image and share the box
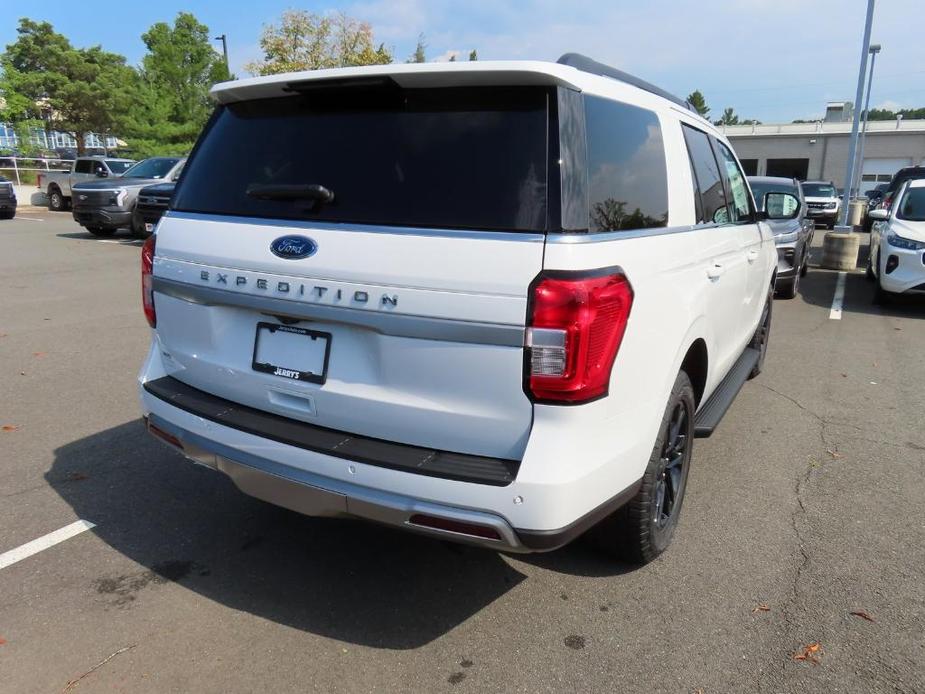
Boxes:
[139,55,780,563]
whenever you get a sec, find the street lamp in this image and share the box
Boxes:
[214,34,229,72]
[852,44,882,198]
[837,0,875,229]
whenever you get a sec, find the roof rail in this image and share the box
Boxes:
[557,53,695,113]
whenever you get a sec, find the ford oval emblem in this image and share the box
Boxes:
[270,235,317,259]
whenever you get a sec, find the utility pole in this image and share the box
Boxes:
[852,44,881,197]
[214,34,229,73]
[837,0,875,228]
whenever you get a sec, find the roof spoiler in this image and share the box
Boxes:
[557,53,696,113]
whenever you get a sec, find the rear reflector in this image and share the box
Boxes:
[408,514,502,540]
[526,270,633,404]
[148,421,183,449]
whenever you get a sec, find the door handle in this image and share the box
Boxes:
[747,249,760,263]
[707,263,725,280]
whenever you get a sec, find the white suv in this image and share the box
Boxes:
[139,55,779,563]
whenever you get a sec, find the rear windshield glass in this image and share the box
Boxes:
[749,180,797,208]
[106,160,134,174]
[173,86,550,231]
[802,183,835,197]
[122,157,180,180]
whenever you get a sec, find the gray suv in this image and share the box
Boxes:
[749,176,814,298]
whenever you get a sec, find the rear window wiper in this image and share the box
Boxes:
[245,183,335,206]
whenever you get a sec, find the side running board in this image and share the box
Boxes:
[693,347,760,438]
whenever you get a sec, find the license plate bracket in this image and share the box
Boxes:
[251,322,331,384]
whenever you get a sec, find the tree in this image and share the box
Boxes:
[120,12,229,156]
[714,107,739,126]
[686,90,709,118]
[246,10,392,75]
[469,49,478,61]
[408,34,426,63]
[2,19,135,155]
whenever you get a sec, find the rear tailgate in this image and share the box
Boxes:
[151,80,555,460]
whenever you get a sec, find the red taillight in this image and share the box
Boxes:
[526,271,633,404]
[142,234,156,328]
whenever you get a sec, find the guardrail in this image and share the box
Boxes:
[0,156,74,185]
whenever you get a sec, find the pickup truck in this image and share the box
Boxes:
[37,156,135,211]
[71,157,184,237]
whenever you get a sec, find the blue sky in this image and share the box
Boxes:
[4,0,924,123]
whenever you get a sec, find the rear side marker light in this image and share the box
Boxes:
[526,271,633,404]
[408,514,502,541]
[142,234,156,328]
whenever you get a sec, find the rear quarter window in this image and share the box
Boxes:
[173,86,550,232]
[585,96,669,231]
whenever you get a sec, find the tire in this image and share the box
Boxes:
[130,209,150,239]
[800,250,809,277]
[591,370,695,564]
[776,273,799,300]
[86,226,115,237]
[873,281,892,306]
[0,210,13,220]
[48,188,67,212]
[747,284,773,379]
[865,256,875,282]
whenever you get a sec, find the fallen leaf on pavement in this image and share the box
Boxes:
[33,352,46,358]
[793,642,822,665]
[752,604,770,613]
[850,610,875,622]
[2,425,18,432]
[894,327,902,331]
[67,472,88,482]
[826,449,842,459]
[840,373,847,378]
[0,636,7,645]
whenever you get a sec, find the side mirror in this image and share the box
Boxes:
[868,208,890,221]
[762,192,801,220]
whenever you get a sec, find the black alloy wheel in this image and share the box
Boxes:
[653,401,689,531]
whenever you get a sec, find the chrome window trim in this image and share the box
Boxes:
[153,276,525,347]
[545,222,723,244]
[165,212,547,244]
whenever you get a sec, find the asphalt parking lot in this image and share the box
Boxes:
[1,211,923,693]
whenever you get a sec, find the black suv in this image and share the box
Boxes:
[883,166,925,211]
[0,175,17,219]
[132,181,176,238]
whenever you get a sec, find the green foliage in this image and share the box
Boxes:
[119,12,229,157]
[866,107,925,121]
[2,19,135,154]
[469,49,478,61]
[246,10,393,75]
[714,107,739,126]
[408,34,426,63]
[686,90,709,118]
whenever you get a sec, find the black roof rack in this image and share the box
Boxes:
[557,53,695,113]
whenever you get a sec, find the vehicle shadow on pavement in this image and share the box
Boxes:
[56,232,142,245]
[801,240,925,319]
[47,420,527,649]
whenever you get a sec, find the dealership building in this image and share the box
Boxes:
[722,102,925,194]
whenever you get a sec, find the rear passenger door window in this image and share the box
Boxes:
[713,140,753,223]
[585,96,668,231]
[682,125,728,225]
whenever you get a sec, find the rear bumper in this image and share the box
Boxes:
[72,207,132,229]
[140,373,643,553]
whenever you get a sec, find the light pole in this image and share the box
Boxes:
[214,34,229,72]
[837,0,876,228]
[852,44,881,198]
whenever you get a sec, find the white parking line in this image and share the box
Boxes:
[0,519,96,570]
[829,271,847,320]
[15,217,44,222]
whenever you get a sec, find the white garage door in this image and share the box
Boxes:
[861,157,911,193]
